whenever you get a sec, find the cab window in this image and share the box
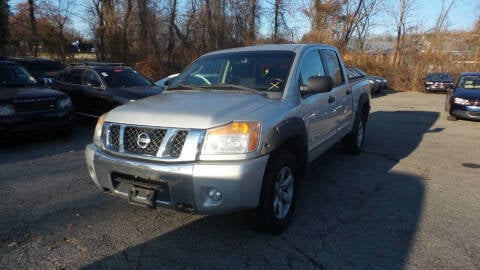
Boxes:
[322,50,344,87]
[83,70,102,87]
[298,50,326,92]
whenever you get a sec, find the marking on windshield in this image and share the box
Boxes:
[268,81,280,90]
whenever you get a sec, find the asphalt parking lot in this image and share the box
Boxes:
[1,91,479,270]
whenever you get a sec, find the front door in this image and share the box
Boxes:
[298,49,337,154]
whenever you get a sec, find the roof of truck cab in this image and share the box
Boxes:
[204,43,336,56]
[460,72,480,76]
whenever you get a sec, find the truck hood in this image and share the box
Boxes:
[105,90,276,129]
[0,87,68,102]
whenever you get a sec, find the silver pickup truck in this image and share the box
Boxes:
[85,44,371,234]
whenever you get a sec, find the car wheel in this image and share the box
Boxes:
[58,124,73,137]
[247,149,298,235]
[447,114,457,121]
[343,110,366,155]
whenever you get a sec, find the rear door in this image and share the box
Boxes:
[55,68,85,112]
[80,70,114,116]
[321,49,353,134]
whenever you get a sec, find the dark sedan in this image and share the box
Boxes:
[425,72,453,93]
[0,61,73,136]
[348,67,388,94]
[446,72,480,121]
[52,62,163,117]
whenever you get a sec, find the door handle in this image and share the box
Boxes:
[346,89,352,95]
[328,96,335,103]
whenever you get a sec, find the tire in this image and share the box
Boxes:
[343,110,366,155]
[447,114,457,121]
[58,124,73,137]
[247,149,298,235]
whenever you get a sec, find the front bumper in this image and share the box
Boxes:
[451,104,480,120]
[425,85,451,92]
[0,108,73,134]
[85,144,269,214]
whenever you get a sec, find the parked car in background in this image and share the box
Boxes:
[445,72,480,121]
[0,60,73,137]
[155,73,179,90]
[5,57,65,87]
[424,72,453,93]
[52,62,163,117]
[346,67,364,81]
[348,67,387,94]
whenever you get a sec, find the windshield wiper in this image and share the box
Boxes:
[197,84,267,96]
[166,84,198,90]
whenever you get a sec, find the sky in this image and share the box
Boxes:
[374,0,479,35]
[9,0,480,40]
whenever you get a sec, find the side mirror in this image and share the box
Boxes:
[302,76,333,95]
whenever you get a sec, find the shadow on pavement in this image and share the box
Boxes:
[0,117,96,165]
[371,88,399,98]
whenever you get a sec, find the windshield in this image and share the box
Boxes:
[457,75,480,89]
[98,68,153,87]
[427,73,452,81]
[24,61,64,74]
[0,64,38,87]
[170,51,295,92]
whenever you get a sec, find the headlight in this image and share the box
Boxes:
[93,114,106,148]
[202,121,261,154]
[58,97,72,109]
[453,97,470,105]
[0,104,15,116]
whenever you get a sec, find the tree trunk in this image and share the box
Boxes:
[28,0,39,57]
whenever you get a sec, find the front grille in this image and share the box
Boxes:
[109,125,120,151]
[105,123,192,160]
[124,127,166,156]
[13,97,58,113]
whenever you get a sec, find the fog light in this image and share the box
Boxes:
[207,188,222,201]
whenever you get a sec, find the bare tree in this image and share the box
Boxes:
[337,0,364,52]
[38,0,75,63]
[352,0,381,50]
[270,0,292,42]
[301,0,342,43]
[28,0,40,56]
[391,0,416,66]
[433,0,456,33]
[0,0,9,56]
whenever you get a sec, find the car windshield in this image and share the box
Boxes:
[427,73,451,81]
[351,68,367,76]
[169,51,295,93]
[0,64,38,87]
[98,68,153,87]
[24,61,64,73]
[457,75,480,89]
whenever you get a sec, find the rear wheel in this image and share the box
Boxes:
[247,149,298,235]
[447,114,457,121]
[343,110,366,154]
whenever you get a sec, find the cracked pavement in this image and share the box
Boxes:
[1,91,479,269]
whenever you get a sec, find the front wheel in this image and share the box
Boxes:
[247,150,298,235]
